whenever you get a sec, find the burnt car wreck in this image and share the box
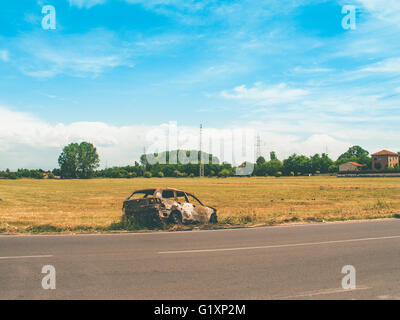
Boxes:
[122,188,218,227]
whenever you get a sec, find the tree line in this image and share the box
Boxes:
[0,143,399,179]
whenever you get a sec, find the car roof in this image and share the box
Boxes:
[132,189,156,193]
[127,188,203,204]
[132,188,186,194]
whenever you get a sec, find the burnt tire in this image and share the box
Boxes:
[170,211,183,225]
[209,212,218,224]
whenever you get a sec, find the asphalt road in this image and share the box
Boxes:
[1,219,400,299]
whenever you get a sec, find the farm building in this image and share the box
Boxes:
[339,162,364,172]
[372,150,399,171]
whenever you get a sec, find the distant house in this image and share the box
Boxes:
[339,162,364,172]
[372,150,399,171]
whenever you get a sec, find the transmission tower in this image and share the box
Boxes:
[199,124,204,177]
[255,133,261,161]
[220,136,224,164]
[231,132,235,167]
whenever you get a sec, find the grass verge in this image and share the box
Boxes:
[1,177,399,234]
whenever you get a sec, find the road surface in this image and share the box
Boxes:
[1,219,400,299]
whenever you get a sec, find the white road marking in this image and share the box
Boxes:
[272,286,371,299]
[0,255,53,260]
[158,234,400,254]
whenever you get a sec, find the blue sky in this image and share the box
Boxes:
[0,0,400,169]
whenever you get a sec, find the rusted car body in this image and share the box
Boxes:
[122,188,217,227]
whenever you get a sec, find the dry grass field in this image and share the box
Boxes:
[0,176,400,233]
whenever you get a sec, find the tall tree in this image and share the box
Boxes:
[338,146,369,160]
[58,142,99,179]
[77,142,100,179]
[58,143,80,179]
[283,154,311,175]
[337,146,371,168]
[256,156,266,165]
[266,159,283,176]
[320,153,334,173]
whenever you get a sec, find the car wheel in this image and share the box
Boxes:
[170,211,182,224]
[209,212,218,224]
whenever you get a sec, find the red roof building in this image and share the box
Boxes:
[348,162,364,167]
[372,150,399,171]
[339,162,364,172]
[371,150,398,156]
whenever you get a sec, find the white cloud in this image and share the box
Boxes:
[125,0,209,10]
[293,66,332,73]
[354,0,400,26]
[0,50,9,62]
[0,106,356,170]
[221,83,309,106]
[273,134,351,159]
[14,30,134,78]
[0,106,149,169]
[68,0,106,9]
[67,0,211,12]
[359,57,400,73]
[8,29,189,78]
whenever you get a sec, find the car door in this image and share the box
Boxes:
[175,191,196,222]
[186,193,209,223]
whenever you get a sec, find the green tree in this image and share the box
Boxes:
[144,171,152,178]
[337,146,371,169]
[265,159,283,176]
[77,142,100,178]
[58,143,80,178]
[328,164,338,173]
[320,153,334,173]
[338,146,369,159]
[256,156,266,165]
[58,142,99,179]
[283,154,311,175]
[310,154,321,173]
[310,153,334,174]
[254,156,267,176]
[219,168,231,177]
